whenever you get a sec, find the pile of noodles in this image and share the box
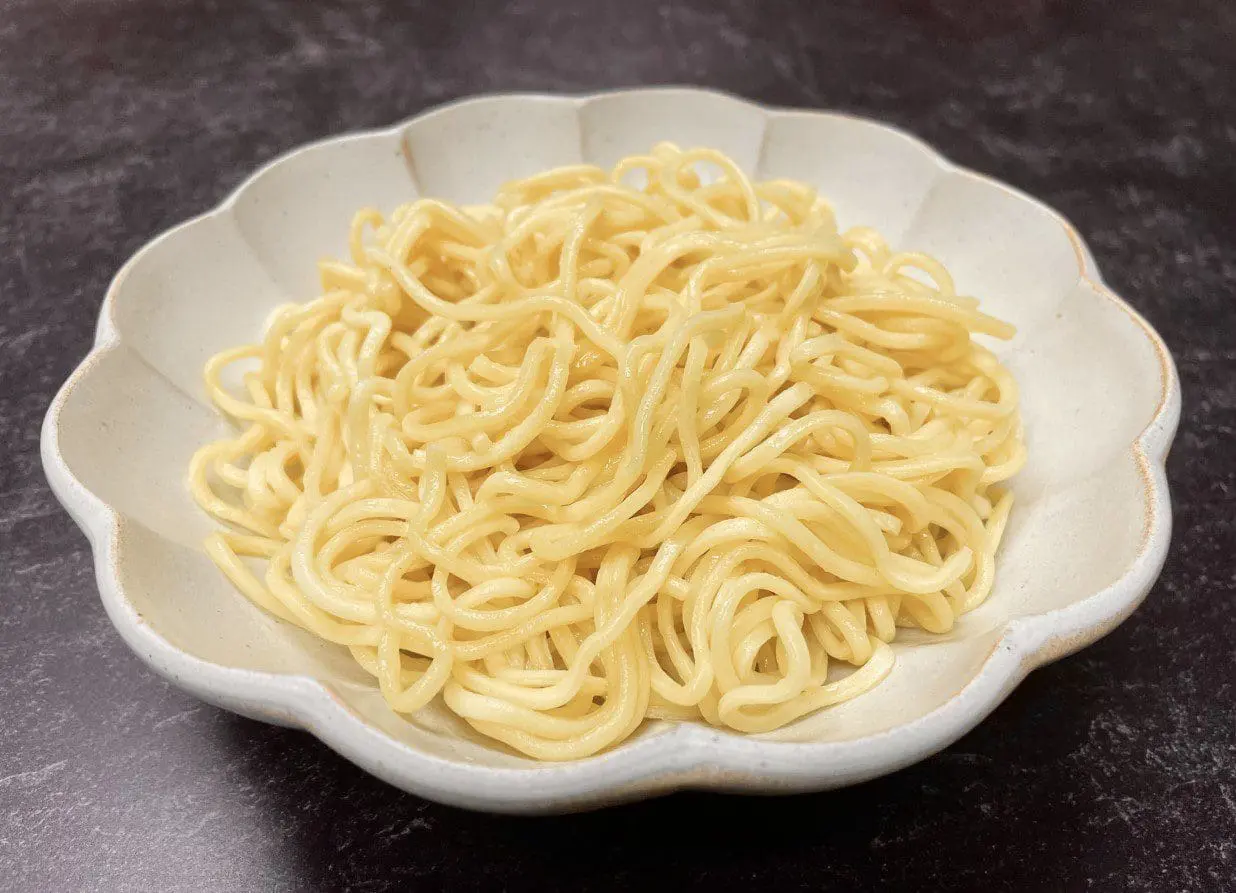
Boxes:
[190,143,1024,760]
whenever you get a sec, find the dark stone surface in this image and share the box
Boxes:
[2,0,1234,889]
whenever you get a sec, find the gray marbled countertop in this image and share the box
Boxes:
[2,1,1234,890]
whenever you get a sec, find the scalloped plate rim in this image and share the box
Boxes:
[40,87,1181,814]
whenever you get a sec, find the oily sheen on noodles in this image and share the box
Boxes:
[189,143,1025,760]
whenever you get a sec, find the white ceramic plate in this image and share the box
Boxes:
[42,88,1180,813]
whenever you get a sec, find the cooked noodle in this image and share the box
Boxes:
[189,143,1024,760]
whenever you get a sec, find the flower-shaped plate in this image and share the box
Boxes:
[42,89,1180,813]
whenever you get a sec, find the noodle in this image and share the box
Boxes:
[189,143,1025,760]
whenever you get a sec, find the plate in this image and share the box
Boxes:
[41,88,1180,813]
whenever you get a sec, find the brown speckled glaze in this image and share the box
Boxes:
[40,87,1183,817]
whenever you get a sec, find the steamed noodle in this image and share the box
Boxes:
[189,144,1024,760]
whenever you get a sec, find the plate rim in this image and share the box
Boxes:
[40,86,1182,813]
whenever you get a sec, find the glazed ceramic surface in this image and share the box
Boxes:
[42,89,1180,813]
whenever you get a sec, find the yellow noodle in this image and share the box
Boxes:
[189,143,1025,760]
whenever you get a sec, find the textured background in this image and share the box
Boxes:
[2,1,1234,890]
